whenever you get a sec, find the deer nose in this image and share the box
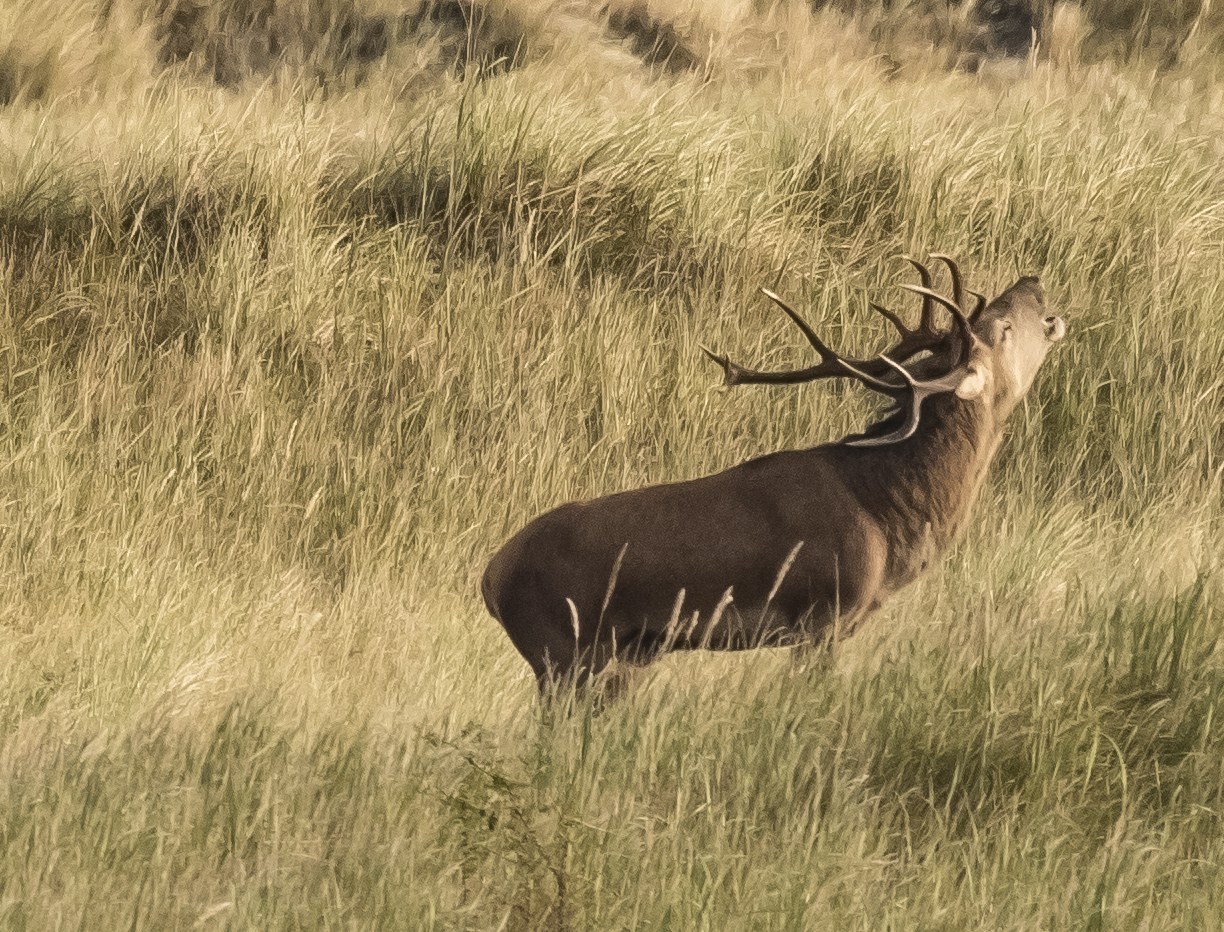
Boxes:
[1044,316,1066,341]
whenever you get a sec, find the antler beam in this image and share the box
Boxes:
[702,255,985,445]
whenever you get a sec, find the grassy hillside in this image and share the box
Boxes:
[2,1,1224,928]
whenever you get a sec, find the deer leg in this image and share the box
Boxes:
[573,625,664,698]
[521,609,651,699]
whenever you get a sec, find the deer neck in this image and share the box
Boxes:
[840,395,1002,587]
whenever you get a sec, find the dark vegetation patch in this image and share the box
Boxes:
[4,1,1223,107]
[408,0,536,74]
[138,0,716,90]
[0,42,56,108]
[963,0,1038,69]
[147,0,537,87]
[1077,0,1222,66]
[603,3,707,75]
[853,0,1041,74]
[151,0,400,86]
[145,0,714,89]
[812,0,1223,71]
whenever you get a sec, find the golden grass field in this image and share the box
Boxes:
[3,0,1224,928]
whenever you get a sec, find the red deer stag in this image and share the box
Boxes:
[482,256,1066,695]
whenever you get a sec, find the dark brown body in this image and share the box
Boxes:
[482,263,1065,693]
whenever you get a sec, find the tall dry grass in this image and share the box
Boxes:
[2,1,1224,928]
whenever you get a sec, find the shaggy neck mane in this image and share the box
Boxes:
[836,394,1001,582]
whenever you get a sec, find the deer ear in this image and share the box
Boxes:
[955,365,987,399]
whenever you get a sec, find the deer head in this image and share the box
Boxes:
[701,255,1065,445]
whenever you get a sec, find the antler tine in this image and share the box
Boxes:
[869,302,909,336]
[848,357,923,447]
[703,256,987,447]
[761,288,922,394]
[968,291,987,322]
[847,354,974,448]
[929,253,965,313]
[900,284,976,368]
[902,255,938,335]
[863,255,957,365]
[759,288,841,365]
[699,344,841,387]
[700,288,912,389]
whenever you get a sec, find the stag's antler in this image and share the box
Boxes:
[699,287,892,386]
[702,255,983,445]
